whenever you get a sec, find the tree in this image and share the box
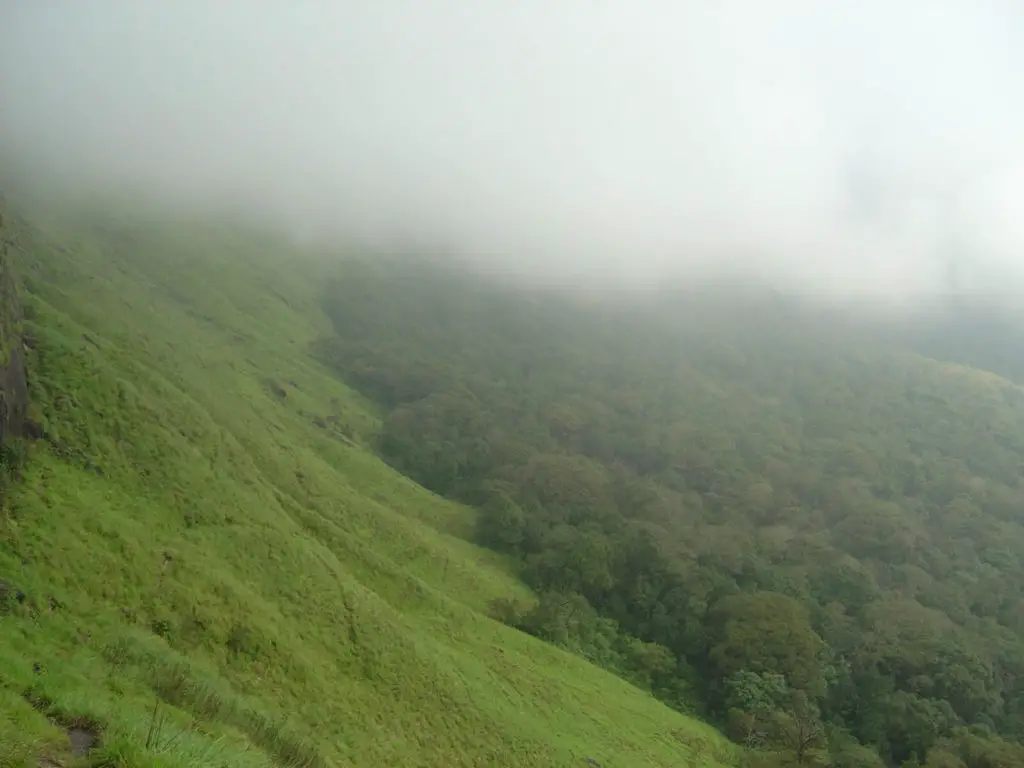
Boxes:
[709,592,827,698]
[830,743,887,768]
[475,486,527,552]
[523,525,615,601]
[774,691,825,765]
[725,670,790,748]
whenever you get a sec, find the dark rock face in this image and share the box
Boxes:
[0,208,28,445]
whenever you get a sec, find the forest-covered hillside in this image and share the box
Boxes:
[317,260,1024,767]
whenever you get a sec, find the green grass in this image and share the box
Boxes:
[0,202,739,767]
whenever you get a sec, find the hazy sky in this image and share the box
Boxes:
[2,1,1023,299]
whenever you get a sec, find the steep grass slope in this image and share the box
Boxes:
[0,204,28,448]
[0,201,738,768]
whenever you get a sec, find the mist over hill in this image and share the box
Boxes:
[4,2,1024,766]
[4,2,1024,301]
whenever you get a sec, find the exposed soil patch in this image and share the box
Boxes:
[32,721,101,767]
[66,723,99,756]
[22,689,102,763]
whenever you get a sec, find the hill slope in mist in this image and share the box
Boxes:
[315,261,1024,767]
[6,195,1024,768]
[0,200,738,768]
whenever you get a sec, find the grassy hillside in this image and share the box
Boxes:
[0,202,739,768]
[0,203,28,450]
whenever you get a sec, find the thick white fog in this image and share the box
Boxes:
[2,1,1023,299]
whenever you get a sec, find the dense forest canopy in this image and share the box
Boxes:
[316,260,1024,767]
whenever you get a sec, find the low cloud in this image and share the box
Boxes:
[2,1,1023,300]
